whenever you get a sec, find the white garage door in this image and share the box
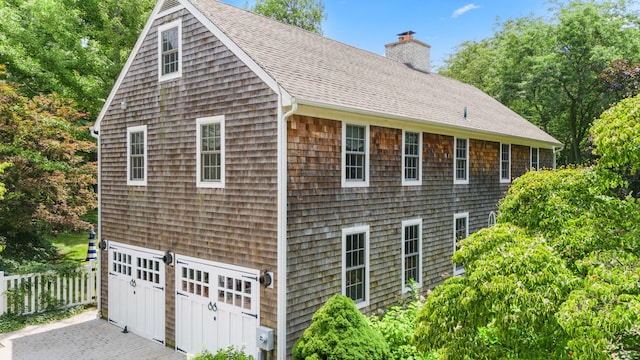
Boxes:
[175,255,259,357]
[108,242,165,345]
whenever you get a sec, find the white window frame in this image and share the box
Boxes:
[488,211,496,227]
[342,123,370,188]
[402,130,422,186]
[401,219,422,293]
[127,125,148,186]
[453,137,469,185]
[196,116,225,188]
[500,143,511,183]
[530,147,539,171]
[158,19,182,82]
[342,225,370,308]
[453,212,469,276]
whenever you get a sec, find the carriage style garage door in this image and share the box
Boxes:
[175,255,260,357]
[107,242,165,345]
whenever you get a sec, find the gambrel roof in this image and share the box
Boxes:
[96,0,561,147]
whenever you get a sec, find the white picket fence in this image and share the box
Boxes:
[0,261,97,316]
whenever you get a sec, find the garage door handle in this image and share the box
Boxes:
[130,279,136,288]
[208,301,217,312]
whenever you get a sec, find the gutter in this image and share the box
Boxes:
[89,126,102,319]
[277,95,297,359]
[294,98,562,149]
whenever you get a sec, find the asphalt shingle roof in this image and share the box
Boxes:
[189,0,561,146]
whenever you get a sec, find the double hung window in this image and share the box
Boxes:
[402,131,422,185]
[127,125,147,186]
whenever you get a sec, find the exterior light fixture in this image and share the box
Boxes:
[259,270,273,288]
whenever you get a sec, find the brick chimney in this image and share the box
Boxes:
[385,31,431,73]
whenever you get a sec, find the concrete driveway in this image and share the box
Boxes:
[0,310,184,360]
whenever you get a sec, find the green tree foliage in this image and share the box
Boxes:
[250,0,326,34]
[0,0,154,118]
[0,72,97,263]
[293,294,391,360]
[414,165,640,359]
[590,94,640,196]
[0,162,7,200]
[440,0,640,164]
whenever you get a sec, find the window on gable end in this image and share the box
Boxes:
[454,137,469,184]
[196,116,225,188]
[500,143,511,183]
[127,125,147,186]
[158,19,182,81]
[402,131,422,186]
[342,123,370,187]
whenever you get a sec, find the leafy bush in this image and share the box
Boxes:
[590,93,640,197]
[0,305,86,333]
[370,282,429,360]
[189,346,254,360]
[293,294,390,360]
[414,223,575,359]
[414,166,640,359]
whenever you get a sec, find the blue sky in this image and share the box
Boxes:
[219,1,560,70]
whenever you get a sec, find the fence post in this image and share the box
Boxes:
[0,271,6,316]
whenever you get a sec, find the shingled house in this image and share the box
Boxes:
[92,0,562,358]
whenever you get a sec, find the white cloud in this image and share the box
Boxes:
[452,4,480,18]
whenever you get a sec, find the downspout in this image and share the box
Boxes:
[277,96,296,360]
[89,126,101,318]
[553,145,564,170]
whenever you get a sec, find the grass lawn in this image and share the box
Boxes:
[49,210,98,262]
[49,231,91,262]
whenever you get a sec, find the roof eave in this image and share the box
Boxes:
[292,98,563,149]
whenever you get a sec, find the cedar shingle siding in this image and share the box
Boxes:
[99,9,279,344]
[96,1,561,358]
[285,116,554,351]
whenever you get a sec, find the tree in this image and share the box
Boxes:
[250,0,326,34]
[590,94,640,196]
[0,71,97,263]
[293,294,391,360]
[440,0,640,164]
[599,59,640,100]
[0,0,155,118]
[0,162,7,200]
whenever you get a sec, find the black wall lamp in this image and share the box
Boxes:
[162,251,174,266]
[259,270,273,288]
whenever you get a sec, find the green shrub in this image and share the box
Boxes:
[189,346,254,360]
[293,294,390,360]
[370,281,428,360]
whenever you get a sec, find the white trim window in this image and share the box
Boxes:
[342,225,370,308]
[158,19,182,81]
[402,219,422,292]
[531,147,539,171]
[342,123,370,187]
[454,137,469,184]
[500,143,511,183]
[453,212,469,276]
[196,116,225,188]
[488,211,496,227]
[127,125,148,186]
[402,131,422,186]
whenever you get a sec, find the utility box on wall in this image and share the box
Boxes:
[256,326,274,351]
